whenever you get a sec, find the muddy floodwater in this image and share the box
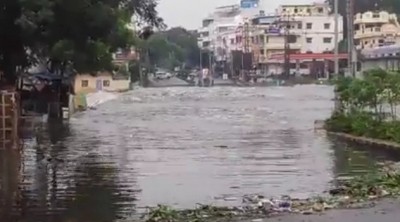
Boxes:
[1,85,400,222]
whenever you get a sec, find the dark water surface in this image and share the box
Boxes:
[1,85,400,222]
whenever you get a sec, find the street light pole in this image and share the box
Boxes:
[334,0,339,77]
[347,0,355,77]
[200,49,203,70]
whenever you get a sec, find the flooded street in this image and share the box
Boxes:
[2,85,400,222]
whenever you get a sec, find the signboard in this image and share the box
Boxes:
[265,27,281,34]
[240,0,259,8]
[258,17,276,24]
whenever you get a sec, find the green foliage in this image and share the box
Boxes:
[143,164,400,221]
[0,0,163,83]
[328,69,400,144]
[144,204,238,222]
[335,162,400,198]
[326,0,400,16]
[143,27,200,70]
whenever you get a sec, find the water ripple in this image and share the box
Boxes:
[2,85,400,222]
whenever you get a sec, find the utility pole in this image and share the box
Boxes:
[334,0,339,77]
[243,21,250,80]
[283,24,290,79]
[282,14,291,79]
[347,0,355,77]
[200,49,203,70]
[209,49,212,81]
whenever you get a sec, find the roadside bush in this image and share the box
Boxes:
[327,69,400,144]
[325,112,352,133]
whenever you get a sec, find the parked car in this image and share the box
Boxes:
[154,71,172,80]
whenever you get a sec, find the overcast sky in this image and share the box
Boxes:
[157,0,316,29]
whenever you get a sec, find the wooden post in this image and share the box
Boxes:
[1,91,21,150]
[1,94,5,149]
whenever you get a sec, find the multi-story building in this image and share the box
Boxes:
[197,0,265,59]
[198,1,345,77]
[275,2,343,54]
[354,11,400,50]
[197,5,242,59]
[260,2,344,77]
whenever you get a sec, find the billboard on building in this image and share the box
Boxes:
[265,27,282,34]
[240,0,259,8]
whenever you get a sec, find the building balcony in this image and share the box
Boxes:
[354,16,390,25]
[354,27,399,39]
[198,36,211,42]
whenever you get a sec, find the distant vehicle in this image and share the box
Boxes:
[154,71,172,80]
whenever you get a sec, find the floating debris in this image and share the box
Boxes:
[142,161,400,222]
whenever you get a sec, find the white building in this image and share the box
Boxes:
[354,11,400,50]
[276,2,344,53]
[197,0,265,62]
[261,2,344,76]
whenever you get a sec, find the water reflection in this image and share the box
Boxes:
[0,150,21,221]
[1,122,137,222]
[61,153,136,222]
[1,86,400,221]
[330,137,400,183]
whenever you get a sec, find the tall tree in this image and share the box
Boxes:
[144,27,200,70]
[0,0,163,85]
[0,0,31,84]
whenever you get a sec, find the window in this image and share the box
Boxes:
[306,37,312,43]
[300,63,308,69]
[81,80,88,87]
[323,37,332,43]
[298,23,302,29]
[260,49,265,55]
[259,35,265,42]
[287,35,297,43]
[324,23,331,29]
[103,80,110,87]
[306,23,312,29]
[318,7,323,13]
[230,38,235,44]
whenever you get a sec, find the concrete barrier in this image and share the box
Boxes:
[328,132,400,150]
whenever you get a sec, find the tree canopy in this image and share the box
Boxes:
[142,27,200,70]
[326,0,400,16]
[0,0,163,84]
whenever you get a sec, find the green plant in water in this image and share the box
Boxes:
[327,68,400,145]
[146,205,179,222]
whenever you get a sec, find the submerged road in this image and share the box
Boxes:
[1,85,400,222]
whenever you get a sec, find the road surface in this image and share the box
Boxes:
[246,198,400,222]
